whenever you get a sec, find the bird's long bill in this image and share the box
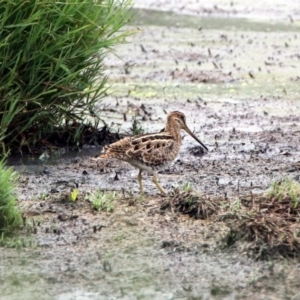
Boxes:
[184,126,208,151]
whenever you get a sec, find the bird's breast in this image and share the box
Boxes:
[126,159,171,174]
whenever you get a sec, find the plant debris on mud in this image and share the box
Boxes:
[228,179,300,260]
[159,180,300,260]
[161,188,219,219]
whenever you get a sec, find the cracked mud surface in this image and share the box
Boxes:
[2,2,300,299]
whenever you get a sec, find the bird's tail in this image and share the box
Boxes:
[90,149,109,161]
[90,153,108,161]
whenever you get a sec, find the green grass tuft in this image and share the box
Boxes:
[0,0,134,152]
[91,190,118,212]
[131,116,144,135]
[268,177,300,208]
[0,158,22,234]
[69,188,79,202]
[182,182,192,192]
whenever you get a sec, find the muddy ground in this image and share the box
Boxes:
[2,2,300,300]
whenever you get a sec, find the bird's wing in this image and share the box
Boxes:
[101,133,177,164]
[100,136,132,159]
[125,133,178,166]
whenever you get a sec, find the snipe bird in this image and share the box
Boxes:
[98,111,208,195]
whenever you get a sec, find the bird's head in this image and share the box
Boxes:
[167,111,208,151]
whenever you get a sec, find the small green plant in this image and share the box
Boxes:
[182,182,192,192]
[0,234,22,248]
[0,157,22,234]
[136,194,145,202]
[91,190,118,212]
[220,200,229,209]
[233,199,241,211]
[0,234,36,249]
[131,116,144,135]
[268,178,300,208]
[69,188,79,202]
[38,193,48,201]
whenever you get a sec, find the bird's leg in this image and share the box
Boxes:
[152,174,167,196]
[137,169,144,195]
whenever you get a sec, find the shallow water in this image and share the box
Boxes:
[133,8,300,32]
[7,147,101,171]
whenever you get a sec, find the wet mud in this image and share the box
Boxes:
[2,2,300,299]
